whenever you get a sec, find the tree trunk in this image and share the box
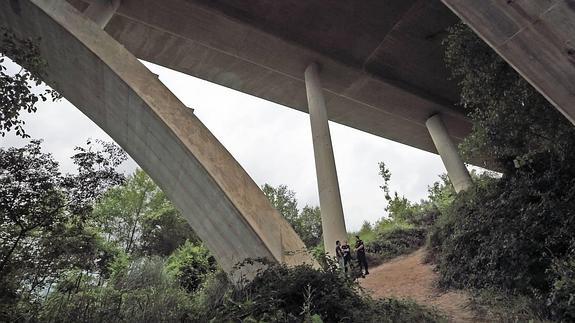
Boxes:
[0,229,26,276]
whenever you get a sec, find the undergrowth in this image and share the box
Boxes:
[191,259,445,322]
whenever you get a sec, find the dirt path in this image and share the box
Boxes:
[360,249,483,322]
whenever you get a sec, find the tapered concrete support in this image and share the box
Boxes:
[426,114,472,193]
[305,63,347,254]
[83,0,120,29]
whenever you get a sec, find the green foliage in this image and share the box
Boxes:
[140,189,198,256]
[40,257,194,323]
[428,173,575,292]
[359,163,450,266]
[367,223,427,262]
[0,140,66,277]
[93,169,197,257]
[0,27,61,138]
[444,22,575,172]
[298,205,323,247]
[262,184,323,248]
[0,140,126,314]
[466,288,544,322]
[166,241,217,293]
[195,261,444,322]
[547,241,575,321]
[424,21,575,322]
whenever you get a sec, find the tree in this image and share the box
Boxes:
[298,206,323,248]
[93,169,156,255]
[0,140,65,278]
[0,140,127,321]
[93,169,197,257]
[378,162,420,222]
[262,184,323,248]
[444,22,575,173]
[425,22,575,321]
[261,184,299,224]
[0,27,60,138]
[139,189,199,257]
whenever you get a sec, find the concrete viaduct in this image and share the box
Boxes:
[1,0,573,273]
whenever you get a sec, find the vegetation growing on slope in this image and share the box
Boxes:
[352,164,455,265]
[191,259,445,323]
[425,22,575,321]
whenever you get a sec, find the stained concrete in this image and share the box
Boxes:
[442,0,575,125]
[0,0,314,274]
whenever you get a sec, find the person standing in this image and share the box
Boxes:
[341,240,352,273]
[355,235,369,276]
[335,240,344,270]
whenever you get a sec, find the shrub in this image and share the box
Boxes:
[547,242,575,321]
[427,171,575,321]
[165,241,217,293]
[366,224,427,262]
[195,261,444,322]
[39,257,194,322]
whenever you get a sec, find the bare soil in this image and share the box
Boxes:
[360,248,487,322]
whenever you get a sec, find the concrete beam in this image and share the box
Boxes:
[305,63,347,254]
[0,0,314,274]
[441,0,575,126]
[426,114,472,193]
[83,0,120,28]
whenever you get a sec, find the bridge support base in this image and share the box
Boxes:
[426,114,472,193]
[305,63,347,254]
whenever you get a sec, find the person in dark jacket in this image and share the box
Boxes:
[335,240,344,270]
[355,235,369,276]
[341,240,352,273]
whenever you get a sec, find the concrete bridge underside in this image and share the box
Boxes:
[68,0,481,166]
[0,0,315,274]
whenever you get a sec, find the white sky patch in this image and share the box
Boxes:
[0,59,452,231]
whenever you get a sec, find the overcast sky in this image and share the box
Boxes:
[1,61,451,231]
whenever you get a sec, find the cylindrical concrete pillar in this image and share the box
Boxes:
[83,0,120,29]
[304,63,347,254]
[426,114,472,192]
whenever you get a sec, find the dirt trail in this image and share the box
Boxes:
[360,249,483,322]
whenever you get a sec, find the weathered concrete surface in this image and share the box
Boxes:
[0,0,314,273]
[442,0,575,125]
[83,0,119,28]
[426,115,472,193]
[305,63,347,253]
[63,0,487,167]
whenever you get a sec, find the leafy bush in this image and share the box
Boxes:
[426,21,575,322]
[547,242,575,321]
[427,172,575,320]
[40,257,194,322]
[367,224,427,262]
[166,241,217,293]
[193,260,444,322]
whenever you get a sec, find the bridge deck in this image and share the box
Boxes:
[68,0,481,165]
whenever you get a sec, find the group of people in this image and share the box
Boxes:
[335,236,369,277]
